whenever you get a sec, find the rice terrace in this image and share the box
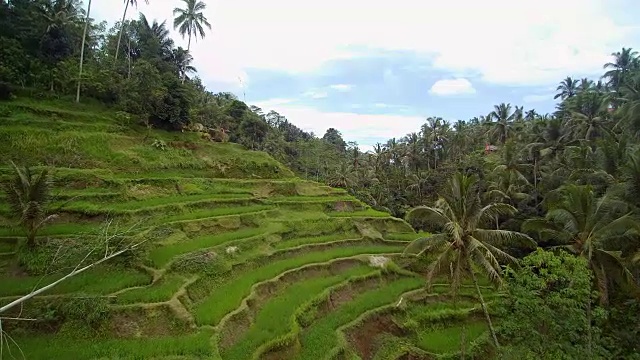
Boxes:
[2,0,640,358]
[0,99,492,359]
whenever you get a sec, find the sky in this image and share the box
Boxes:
[90,0,640,150]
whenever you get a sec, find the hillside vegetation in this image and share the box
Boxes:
[0,101,492,359]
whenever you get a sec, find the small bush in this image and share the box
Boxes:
[0,81,13,100]
[61,296,111,328]
[151,139,167,151]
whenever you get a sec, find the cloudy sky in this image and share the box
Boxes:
[91,0,640,149]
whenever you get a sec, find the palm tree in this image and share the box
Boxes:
[404,172,534,348]
[554,76,579,100]
[490,103,517,144]
[603,48,639,91]
[2,162,56,249]
[524,109,538,121]
[76,0,91,103]
[115,0,149,61]
[171,47,196,81]
[578,78,594,94]
[523,185,638,304]
[173,0,211,53]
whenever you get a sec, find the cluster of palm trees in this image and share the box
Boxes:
[359,48,640,350]
[77,0,212,101]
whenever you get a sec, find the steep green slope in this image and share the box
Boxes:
[0,100,489,359]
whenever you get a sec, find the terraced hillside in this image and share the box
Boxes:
[0,100,491,359]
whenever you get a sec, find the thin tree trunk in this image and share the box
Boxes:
[76,0,92,103]
[0,245,135,314]
[127,37,132,79]
[470,269,500,349]
[114,1,129,61]
[181,34,192,84]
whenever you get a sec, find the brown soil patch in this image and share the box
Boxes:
[219,311,252,350]
[333,201,355,212]
[109,305,191,338]
[258,341,299,360]
[347,313,405,360]
[314,275,385,322]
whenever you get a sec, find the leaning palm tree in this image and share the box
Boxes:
[523,184,638,304]
[2,162,56,249]
[404,172,534,349]
[173,0,211,52]
[115,0,149,61]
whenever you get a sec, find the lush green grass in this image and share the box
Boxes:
[268,195,357,203]
[273,233,361,250]
[161,205,273,223]
[0,223,100,237]
[193,242,404,325]
[295,276,424,360]
[222,265,375,360]
[0,266,151,297]
[58,193,255,215]
[384,232,430,241]
[149,227,268,268]
[416,321,487,353]
[327,209,391,218]
[13,328,214,360]
[114,274,186,304]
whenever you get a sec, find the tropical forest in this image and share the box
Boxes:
[0,0,639,359]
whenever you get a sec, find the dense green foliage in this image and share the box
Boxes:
[498,249,606,359]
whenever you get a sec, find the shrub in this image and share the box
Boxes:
[0,81,13,100]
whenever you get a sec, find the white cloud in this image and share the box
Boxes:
[303,90,328,99]
[252,101,424,147]
[429,78,476,96]
[89,0,635,87]
[523,94,551,103]
[329,84,354,91]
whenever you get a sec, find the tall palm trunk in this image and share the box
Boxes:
[76,0,92,103]
[470,266,500,349]
[181,33,192,84]
[114,1,130,61]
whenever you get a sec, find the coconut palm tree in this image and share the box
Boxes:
[2,162,56,249]
[490,103,517,144]
[404,172,534,349]
[603,48,639,91]
[171,47,196,81]
[523,184,638,304]
[115,0,148,61]
[554,76,579,100]
[173,0,211,53]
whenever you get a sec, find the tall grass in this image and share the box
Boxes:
[114,274,186,304]
[416,321,487,353]
[13,329,214,359]
[161,205,273,223]
[0,265,151,296]
[273,233,361,250]
[149,227,267,268]
[193,243,405,326]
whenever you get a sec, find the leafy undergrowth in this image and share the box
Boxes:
[0,101,475,359]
